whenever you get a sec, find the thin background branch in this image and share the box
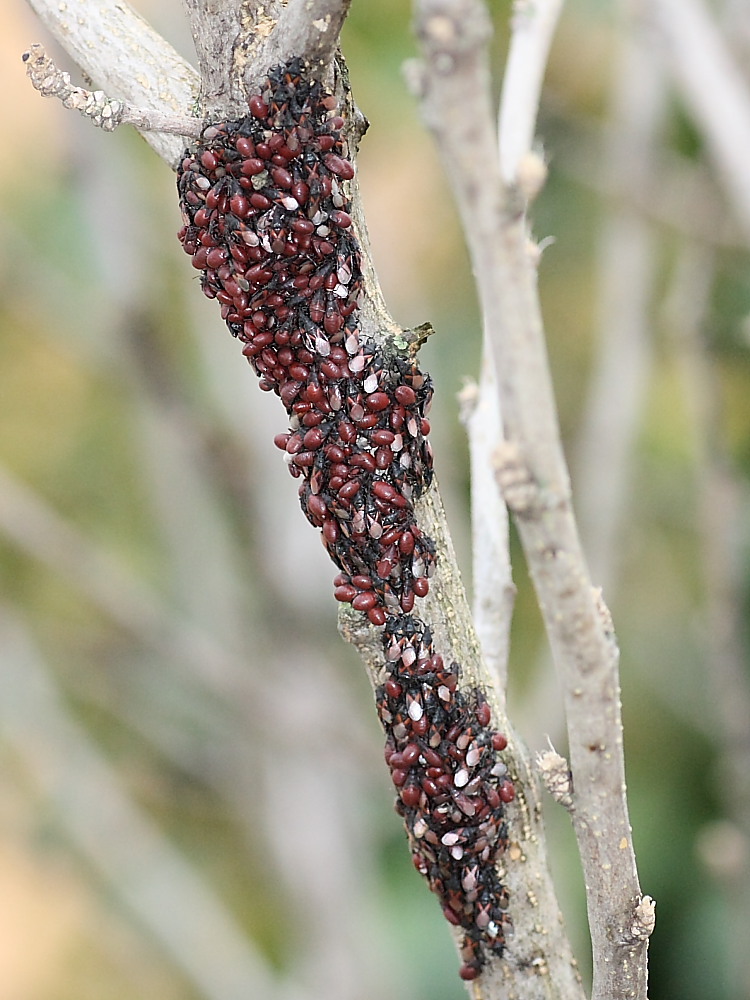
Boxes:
[413,2,651,999]
[460,365,515,697]
[460,0,564,699]
[651,0,750,243]
[498,0,564,184]
[520,0,667,752]
[574,4,665,596]
[0,463,263,700]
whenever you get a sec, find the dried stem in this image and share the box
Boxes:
[23,0,199,165]
[413,1,651,998]
[23,43,202,139]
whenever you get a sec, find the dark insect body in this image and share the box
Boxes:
[378,616,513,980]
[177,58,434,621]
[176,57,513,979]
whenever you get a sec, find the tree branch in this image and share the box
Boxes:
[180,0,247,118]
[459,367,515,698]
[23,0,200,165]
[413,2,651,998]
[498,0,564,183]
[341,489,584,1000]
[458,0,563,701]
[21,0,649,993]
[23,43,203,139]
[250,0,353,83]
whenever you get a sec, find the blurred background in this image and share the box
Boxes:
[3,0,750,997]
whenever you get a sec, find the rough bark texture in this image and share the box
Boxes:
[25,0,199,164]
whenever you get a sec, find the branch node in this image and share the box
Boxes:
[493,441,569,517]
[416,0,493,66]
[527,234,556,269]
[517,150,548,202]
[493,441,538,515]
[626,895,656,944]
[402,321,436,354]
[536,740,574,808]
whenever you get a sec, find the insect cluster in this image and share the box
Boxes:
[176,57,513,980]
[379,616,514,979]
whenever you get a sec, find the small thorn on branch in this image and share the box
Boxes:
[22,43,202,139]
[536,740,574,808]
[592,586,617,644]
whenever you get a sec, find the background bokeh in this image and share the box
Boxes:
[2,1,750,998]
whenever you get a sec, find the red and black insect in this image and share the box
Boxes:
[377,615,513,979]
[177,58,436,622]
[177,57,513,980]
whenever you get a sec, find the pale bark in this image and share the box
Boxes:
[24,0,199,164]
[459,365,515,697]
[412,2,651,998]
